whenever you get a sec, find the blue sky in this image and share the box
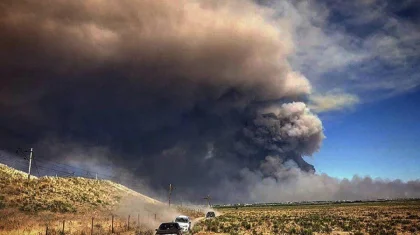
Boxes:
[265,0,420,181]
[307,89,420,181]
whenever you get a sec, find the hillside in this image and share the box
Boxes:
[0,163,162,213]
[0,163,205,234]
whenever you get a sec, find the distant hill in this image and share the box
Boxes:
[0,163,162,213]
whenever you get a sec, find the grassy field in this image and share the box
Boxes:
[193,201,420,235]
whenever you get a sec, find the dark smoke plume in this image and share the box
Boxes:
[0,0,316,192]
[0,0,418,202]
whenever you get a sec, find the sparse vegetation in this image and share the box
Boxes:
[193,201,420,235]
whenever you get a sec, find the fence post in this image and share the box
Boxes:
[111,215,114,233]
[46,225,48,235]
[62,220,65,234]
[154,214,156,220]
[137,213,140,228]
[127,214,130,230]
[91,217,94,235]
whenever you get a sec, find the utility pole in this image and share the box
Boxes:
[27,148,33,181]
[168,184,175,207]
[203,195,211,207]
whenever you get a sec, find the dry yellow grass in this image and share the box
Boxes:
[193,201,420,235]
[0,163,161,213]
[0,163,202,234]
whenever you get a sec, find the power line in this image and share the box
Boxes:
[0,148,160,200]
[1,150,105,179]
[0,153,30,171]
[34,155,115,179]
[33,158,40,176]
[36,164,74,176]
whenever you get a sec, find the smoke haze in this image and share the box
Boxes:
[219,156,420,203]
[0,0,418,203]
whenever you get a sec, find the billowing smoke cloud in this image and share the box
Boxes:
[239,102,324,172]
[0,0,317,194]
[0,0,417,203]
[0,0,312,147]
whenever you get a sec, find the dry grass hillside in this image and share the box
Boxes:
[0,163,161,213]
[0,163,203,235]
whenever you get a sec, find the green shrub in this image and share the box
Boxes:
[49,200,76,213]
[300,228,313,235]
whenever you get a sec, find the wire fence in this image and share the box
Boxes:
[35,213,158,235]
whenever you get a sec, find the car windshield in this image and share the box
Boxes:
[159,223,180,230]
[175,217,188,223]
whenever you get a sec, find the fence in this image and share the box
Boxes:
[42,213,159,235]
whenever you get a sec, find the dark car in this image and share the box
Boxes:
[155,222,183,235]
[205,211,216,219]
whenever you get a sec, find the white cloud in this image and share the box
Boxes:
[269,0,420,106]
[309,91,360,113]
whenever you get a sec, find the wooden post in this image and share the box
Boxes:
[137,213,140,228]
[154,214,157,220]
[168,183,171,207]
[168,184,176,208]
[91,217,94,235]
[127,215,130,230]
[62,220,65,234]
[45,225,48,235]
[111,215,114,233]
